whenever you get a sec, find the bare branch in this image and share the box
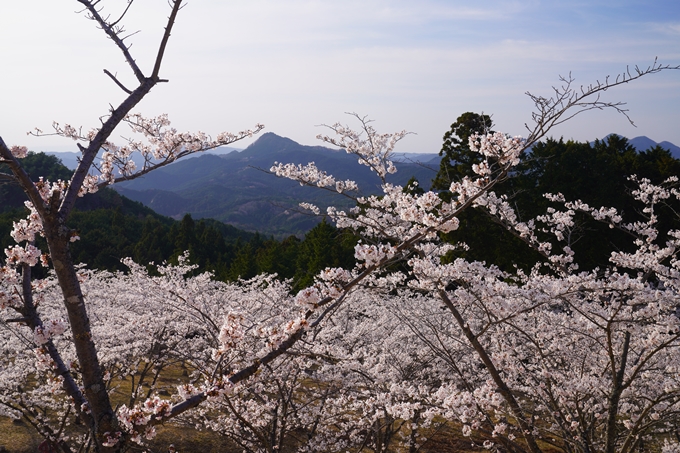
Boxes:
[524,58,680,148]
[76,0,146,83]
[109,0,134,28]
[0,172,19,184]
[4,317,29,324]
[103,69,132,94]
[151,0,182,80]
[98,122,264,188]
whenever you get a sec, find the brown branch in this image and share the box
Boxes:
[524,58,680,148]
[16,262,93,431]
[151,0,182,80]
[4,317,29,324]
[155,159,515,425]
[437,289,543,453]
[97,123,264,188]
[76,0,146,83]
[103,69,132,94]
[59,78,156,217]
[109,0,134,28]
[0,172,19,183]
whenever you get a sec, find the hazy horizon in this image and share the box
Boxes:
[41,132,680,156]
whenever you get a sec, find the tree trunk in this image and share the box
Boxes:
[43,216,116,451]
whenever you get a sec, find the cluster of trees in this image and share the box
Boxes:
[434,113,680,273]
[4,116,680,453]
[1,2,680,453]
[67,205,355,288]
[1,153,356,288]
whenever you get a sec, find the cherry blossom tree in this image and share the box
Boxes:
[3,113,680,452]
[0,260,449,452]
[2,1,680,451]
[0,1,262,450]
[267,64,680,452]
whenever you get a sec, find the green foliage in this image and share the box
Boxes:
[432,112,494,191]
[293,219,357,290]
[0,152,360,288]
[403,176,425,196]
[225,221,357,289]
[433,115,680,273]
[69,209,143,271]
[255,235,301,280]
[0,209,23,252]
[0,152,74,212]
[508,136,680,271]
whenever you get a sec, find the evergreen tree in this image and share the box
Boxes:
[255,235,300,280]
[432,119,680,273]
[432,112,494,192]
[228,242,258,281]
[294,219,357,290]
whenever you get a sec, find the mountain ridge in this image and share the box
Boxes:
[113,133,441,236]
[39,132,679,237]
[596,134,680,158]
[45,133,680,169]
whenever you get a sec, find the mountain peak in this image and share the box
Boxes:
[590,134,680,159]
[245,132,298,153]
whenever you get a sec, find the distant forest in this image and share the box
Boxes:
[0,153,356,291]
[2,118,680,290]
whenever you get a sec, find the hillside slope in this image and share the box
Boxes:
[113,133,440,236]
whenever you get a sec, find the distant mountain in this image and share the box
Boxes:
[45,146,241,171]
[113,133,439,236]
[627,136,657,152]
[596,134,680,159]
[45,132,678,237]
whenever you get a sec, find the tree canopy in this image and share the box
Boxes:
[432,114,680,273]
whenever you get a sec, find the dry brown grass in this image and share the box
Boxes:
[0,363,242,453]
[0,416,239,453]
[0,417,41,453]
[2,413,566,453]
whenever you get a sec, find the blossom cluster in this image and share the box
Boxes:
[33,319,67,345]
[270,161,358,194]
[264,118,680,452]
[10,145,28,159]
[39,114,264,189]
[214,312,245,357]
[468,131,524,171]
[0,265,21,310]
[117,396,172,444]
[92,114,264,185]
[316,115,407,180]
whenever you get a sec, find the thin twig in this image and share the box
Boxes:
[103,69,132,94]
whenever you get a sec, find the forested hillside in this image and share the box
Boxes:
[4,127,679,286]
[0,153,356,288]
[432,113,680,273]
[113,132,440,236]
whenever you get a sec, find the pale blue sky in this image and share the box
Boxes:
[1,1,679,154]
